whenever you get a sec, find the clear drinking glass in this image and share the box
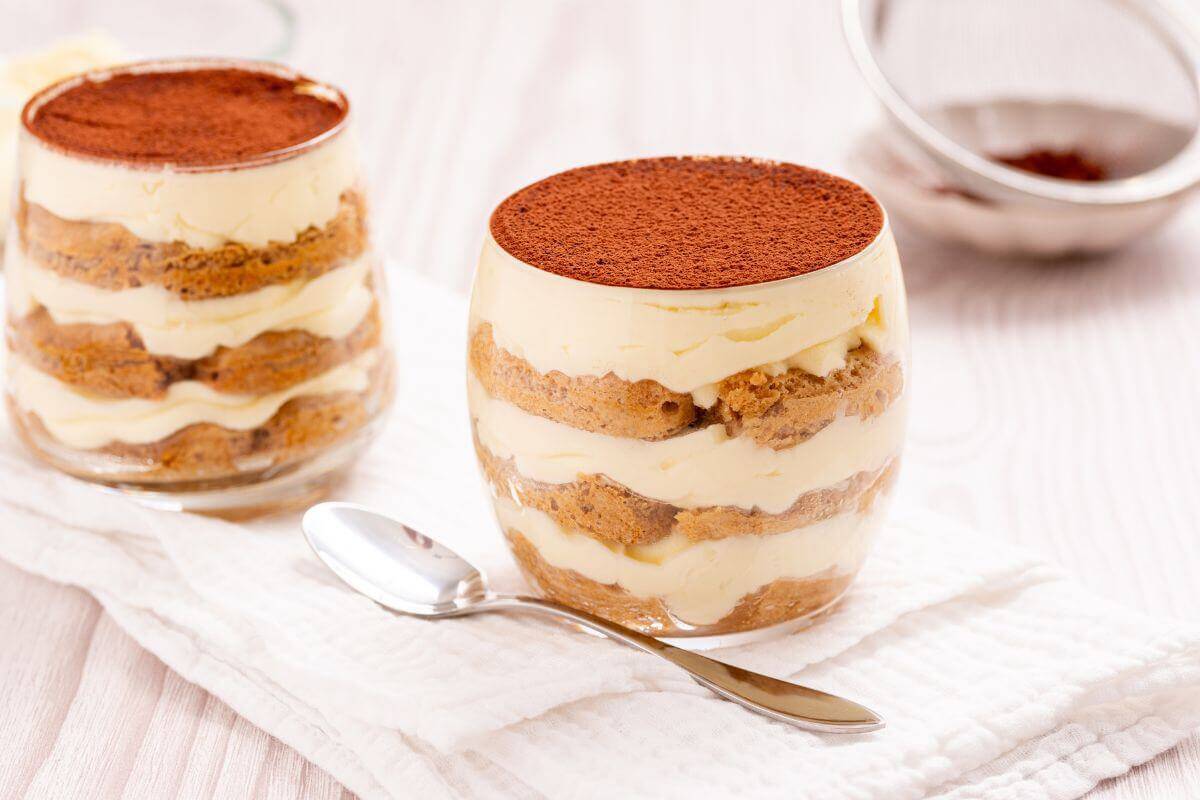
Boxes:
[5,59,393,514]
[467,160,909,644]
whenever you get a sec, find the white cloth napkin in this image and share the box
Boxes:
[1,270,1198,800]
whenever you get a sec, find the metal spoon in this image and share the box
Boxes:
[301,501,884,733]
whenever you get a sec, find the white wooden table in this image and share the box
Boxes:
[2,2,1198,797]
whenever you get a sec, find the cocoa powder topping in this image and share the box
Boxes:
[25,64,347,167]
[490,156,884,290]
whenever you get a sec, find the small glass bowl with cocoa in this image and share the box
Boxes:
[468,156,908,645]
[5,59,393,514]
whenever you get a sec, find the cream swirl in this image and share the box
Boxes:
[469,373,907,514]
[497,496,881,626]
[6,243,374,360]
[470,226,905,395]
[18,124,358,249]
[9,351,377,448]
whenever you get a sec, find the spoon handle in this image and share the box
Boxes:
[479,594,883,733]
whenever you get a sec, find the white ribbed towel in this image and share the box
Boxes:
[0,271,1197,800]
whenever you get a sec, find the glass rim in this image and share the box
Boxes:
[21,56,351,174]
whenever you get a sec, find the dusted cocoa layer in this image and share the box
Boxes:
[490,157,883,290]
[507,528,854,634]
[469,322,904,448]
[9,360,392,484]
[16,190,367,298]
[9,302,382,399]
[26,66,346,167]
[477,434,898,545]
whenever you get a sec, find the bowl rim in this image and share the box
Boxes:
[841,0,1200,206]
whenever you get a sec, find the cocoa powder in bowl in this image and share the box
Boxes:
[489,156,884,290]
[993,149,1108,182]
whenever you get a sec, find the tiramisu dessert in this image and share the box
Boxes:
[5,60,393,512]
[469,157,908,639]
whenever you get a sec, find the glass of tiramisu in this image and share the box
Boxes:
[468,157,907,643]
[5,60,393,514]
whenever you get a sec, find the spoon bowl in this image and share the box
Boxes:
[302,502,487,616]
[301,501,885,734]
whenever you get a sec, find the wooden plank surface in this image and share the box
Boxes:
[1,1,1198,797]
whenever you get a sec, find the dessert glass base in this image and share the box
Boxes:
[654,607,839,651]
[9,394,390,519]
[523,555,853,651]
[502,510,874,646]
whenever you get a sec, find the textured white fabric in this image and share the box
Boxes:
[0,271,1198,800]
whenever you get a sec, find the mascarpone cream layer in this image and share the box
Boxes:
[470,226,906,395]
[10,350,377,449]
[6,243,374,359]
[469,373,907,514]
[18,123,358,249]
[497,495,881,626]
